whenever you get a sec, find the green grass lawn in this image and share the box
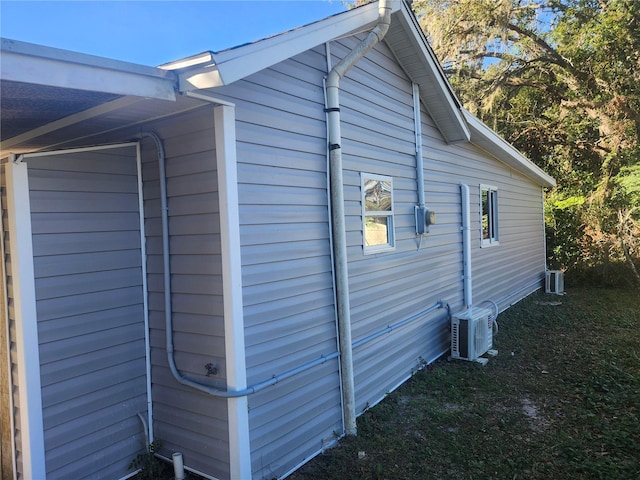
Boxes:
[290,287,640,480]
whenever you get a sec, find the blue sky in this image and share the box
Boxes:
[0,1,348,66]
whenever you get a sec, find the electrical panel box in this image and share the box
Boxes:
[415,205,436,235]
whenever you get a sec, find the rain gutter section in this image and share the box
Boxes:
[325,0,393,436]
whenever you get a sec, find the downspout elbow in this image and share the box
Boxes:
[327,0,392,87]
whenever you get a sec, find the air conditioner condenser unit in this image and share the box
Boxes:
[545,270,564,294]
[451,307,495,365]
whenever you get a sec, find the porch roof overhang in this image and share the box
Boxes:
[0,38,181,157]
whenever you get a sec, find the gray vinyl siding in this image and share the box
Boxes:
[422,121,546,309]
[1,31,549,480]
[337,36,459,415]
[9,103,232,479]
[135,108,230,479]
[209,46,344,480]
[25,146,148,479]
[337,36,545,414]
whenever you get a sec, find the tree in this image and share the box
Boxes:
[409,0,640,286]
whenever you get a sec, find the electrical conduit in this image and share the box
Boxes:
[143,131,338,398]
[144,1,394,411]
[414,83,425,210]
[140,131,238,397]
[144,130,445,403]
[325,0,393,435]
[460,183,472,308]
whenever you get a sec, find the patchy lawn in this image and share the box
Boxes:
[290,287,640,480]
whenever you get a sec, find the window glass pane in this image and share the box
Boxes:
[364,178,392,212]
[481,189,490,240]
[490,191,497,239]
[364,216,390,246]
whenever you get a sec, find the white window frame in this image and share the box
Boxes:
[480,184,499,247]
[361,173,395,254]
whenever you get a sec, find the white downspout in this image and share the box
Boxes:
[325,0,392,436]
[460,184,472,308]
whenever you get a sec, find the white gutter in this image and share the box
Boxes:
[0,38,176,101]
[325,0,393,436]
[460,184,472,308]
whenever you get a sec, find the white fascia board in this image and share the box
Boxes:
[1,38,177,101]
[462,109,556,188]
[176,1,402,90]
[393,6,470,143]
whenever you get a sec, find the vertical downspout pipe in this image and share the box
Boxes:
[460,184,472,308]
[325,0,392,436]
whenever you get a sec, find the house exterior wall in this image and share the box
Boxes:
[25,146,148,479]
[209,45,344,479]
[72,104,232,478]
[1,104,234,480]
[438,144,546,308]
[337,35,546,414]
[1,29,548,480]
[337,35,460,414]
[199,29,547,479]
[134,108,231,479]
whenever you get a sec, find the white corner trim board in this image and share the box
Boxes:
[5,158,46,479]
[213,104,252,479]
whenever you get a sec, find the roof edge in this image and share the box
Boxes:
[462,109,556,188]
[173,1,402,90]
[1,37,177,101]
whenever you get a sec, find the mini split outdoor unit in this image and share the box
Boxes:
[451,307,495,365]
[545,270,565,294]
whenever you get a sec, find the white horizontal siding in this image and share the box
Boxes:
[26,147,148,479]
[336,37,458,414]
[335,35,547,418]
[210,46,344,480]
[138,108,231,480]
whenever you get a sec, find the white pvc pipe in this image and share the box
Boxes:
[172,452,186,480]
[135,142,154,446]
[460,183,472,308]
[325,0,392,436]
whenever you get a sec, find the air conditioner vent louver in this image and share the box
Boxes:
[545,270,564,294]
[451,307,493,364]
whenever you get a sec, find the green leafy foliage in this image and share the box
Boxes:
[410,0,640,286]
